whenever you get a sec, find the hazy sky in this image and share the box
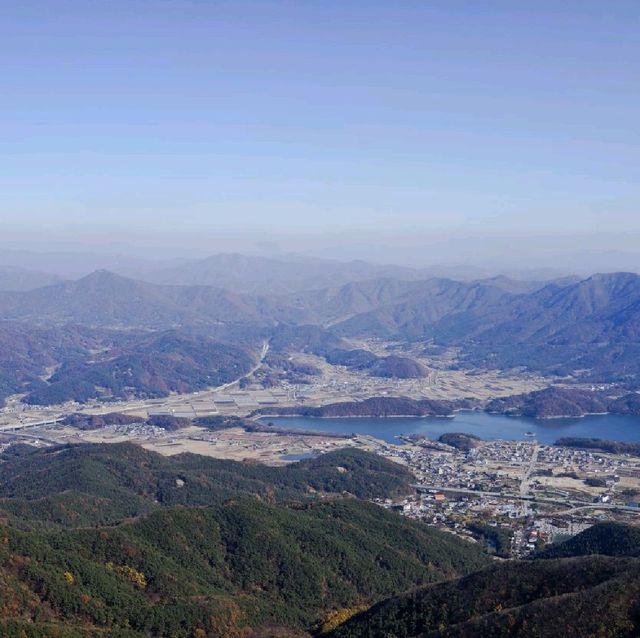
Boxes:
[2,1,639,262]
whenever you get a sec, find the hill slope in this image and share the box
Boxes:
[326,555,640,638]
[0,265,62,291]
[0,443,490,637]
[326,523,640,638]
[23,330,256,405]
[538,522,640,559]
[0,321,260,407]
[0,443,415,527]
[0,498,490,637]
[0,270,285,329]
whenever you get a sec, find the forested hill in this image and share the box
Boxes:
[0,499,491,638]
[0,443,491,637]
[486,387,640,418]
[538,522,640,559]
[326,523,640,638]
[0,323,259,407]
[253,396,458,418]
[0,443,413,527]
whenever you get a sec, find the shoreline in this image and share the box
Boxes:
[258,409,620,421]
[496,410,612,421]
[256,413,457,420]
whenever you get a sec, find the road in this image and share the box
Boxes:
[143,339,270,412]
[0,417,64,433]
[520,443,539,516]
[413,484,532,500]
[412,484,640,515]
[555,503,640,515]
[0,340,271,431]
[199,339,269,395]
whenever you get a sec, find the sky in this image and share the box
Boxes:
[1,1,639,266]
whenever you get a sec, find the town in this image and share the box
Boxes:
[375,437,640,556]
[3,402,639,559]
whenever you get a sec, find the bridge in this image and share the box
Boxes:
[0,417,64,433]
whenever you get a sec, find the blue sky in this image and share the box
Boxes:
[1,1,639,259]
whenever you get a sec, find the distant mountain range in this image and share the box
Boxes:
[2,268,640,399]
[0,251,571,293]
[0,270,288,329]
[145,252,428,294]
[0,268,599,332]
[0,265,62,291]
[330,272,640,341]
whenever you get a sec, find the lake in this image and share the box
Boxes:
[260,411,640,445]
[279,453,317,461]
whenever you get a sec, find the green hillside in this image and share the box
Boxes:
[0,442,494,636]
[326,523,640,638]
[326,555,640,638]
[0,443,413,528]
[0,497,489,637]
[6,443,639,637]
[538,522,640,559]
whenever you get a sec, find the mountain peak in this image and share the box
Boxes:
[584,271,639,284]
[79,269,128,281]
[72,269,146,291]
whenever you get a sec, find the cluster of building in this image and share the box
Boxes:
[373,438,640,556]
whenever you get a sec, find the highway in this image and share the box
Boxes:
[411,484,640,515]
[413,484,528,500]
[0,417,64,433]
[135,339,270,413]
[0,340,271,432]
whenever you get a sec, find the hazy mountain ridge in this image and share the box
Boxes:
[1,268,625,340]
[330,272,640,380]
[332,278,516,338]
[145,253,425,294]
[2,269,640,391]
[0,265,63,291]
[329,272,640,343]
[0,260,575,334]
[0,270,286,329]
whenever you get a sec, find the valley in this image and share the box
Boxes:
[1,258,640,637]
[0,340,550,429]
[5,5,640,635]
